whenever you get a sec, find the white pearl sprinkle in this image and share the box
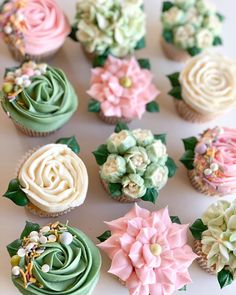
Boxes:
[23,79,31,88]
[17,248,26,258]
[26,242,36,251]
[15,77,23,86]
[21,74,29,81]
[40,226,50,234]
[29,231,39,238]
[4,26,12,35]
[36,248,45,254]
[59,232,73,245]
[34,70,41,76]
[204,168,213,176]
[48,235,57,243]
[210,163,219,172]
[30,236,39,243]
[15,69,22,77]
[39,236,47,244]
[41,264,50,273]
[12,266,20,276]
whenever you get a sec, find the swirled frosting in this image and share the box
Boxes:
[180,52,236,115]
[1,64,78,132]
[18,144,88,213]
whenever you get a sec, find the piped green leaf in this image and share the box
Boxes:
[217,269,233,289]
[146,101,160,113]
[92,144,109,165]
[56,136,80,154]
[20,221,40,240]
[93,54,108,68]
[138,58,151,70]
[189,219,208,240]
[182,137,198,152]
[162,1,174,12]
[69,24,78,42]
[7,239,22,257]
[114,122,129,133]
[166,157,177,178]
[167,72,180,88]
[108,183,122,197]
[141,188,158,203]
[154,134,166,145]
[168,86,182,100]
[216,13,225,22]
[88,99,101,113]
[187,47,202,56]
[180,150,195,170]
[3,179,29,207]
[171,216,181,224]
[135,37,146,50]
[178,285,187,291]
[162,29,174,43]
[97,230,111,242]
[213,36,223,46]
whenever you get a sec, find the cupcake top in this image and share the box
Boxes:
[98,203,197,295]
[190,200,236,288]
[4,136,88,214]
[161,0,224,55]
[1,61,78,132]
[88,56,160,120]
[168,52,236,116]
[72,0,146,57]
[93,123,177,203]
[0,0,70,56]
[7,221,101,295]
[180,126,236,196]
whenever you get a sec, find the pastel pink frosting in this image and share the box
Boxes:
[98,204,197,295]
[87,56,160,119]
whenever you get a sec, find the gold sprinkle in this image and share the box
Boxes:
[29,277,36,284]
[19,269,27,289]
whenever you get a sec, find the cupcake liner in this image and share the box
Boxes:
[98,111,132,125]
[13,120,57,137]
[161,38,190,63]
[81,46,96,63]
[193,240,216,275]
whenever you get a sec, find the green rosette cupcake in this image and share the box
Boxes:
[93,122,177,203]
[7,221,101,295]
[161,0,224,62]
[1,61,78,136]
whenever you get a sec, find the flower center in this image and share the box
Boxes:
[119,76,132,88]
[150,243,162,256]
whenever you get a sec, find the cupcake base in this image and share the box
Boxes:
[98,111,132,125]
[26,202,73,218]
[161,38,190,63]
[194,240,216,275]
[13,119,57,137]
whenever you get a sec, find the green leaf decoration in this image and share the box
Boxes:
[146,101,160,113]
[162,1,174,12]
[20,221,40,240]
[92,144,110,165]
[213,36,223,46]
[97,230,111,242]
[166,157,177,178]
[3,178,29,207]
[56,136,80,154]
[187,47,202,56]
[154,134,166,145]
[180,150,195,170]
[68,24,78,42]
[135,37,146,50]
[108,183,122,197]
[171,216,181,224]
[216,13,225,22]
[162,29,174,43]
[189,219,208,240]
[88,99,101,113]
[178,285,187,291]
[7,239,22,257]
[93,54,108,68]
[182,137,198,152]
[114,122,129,133]
[217,269,233,289]
[137,58,151,70]
[168,86,182,100]
[141,188,158,204]
[167,72,180,88]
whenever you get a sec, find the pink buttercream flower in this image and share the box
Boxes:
[98,204,197,295]
[87,56,160,120]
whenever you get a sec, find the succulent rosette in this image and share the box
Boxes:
[190,200,236,289]
[87,56,160,124]
[98,204,197,295]
[93,123,177,203]
[7,221,101,295]
[71,0,146,59]
[180,126,236,197]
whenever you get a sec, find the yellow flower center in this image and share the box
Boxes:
[150,243,162,256]
[119,76,132,88]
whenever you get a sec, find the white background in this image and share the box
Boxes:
[0,0,236,294]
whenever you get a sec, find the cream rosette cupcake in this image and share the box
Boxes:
[3,136,88,217]
[161,0,224,62]
[0,0,70,62]
[190,200,236,289]
[168,52,236,123]
[93,122,177,203]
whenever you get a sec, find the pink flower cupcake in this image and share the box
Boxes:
[87,56,160,125]
[98,204,197,295]
[180,126,236,197]
[0,0,70,62]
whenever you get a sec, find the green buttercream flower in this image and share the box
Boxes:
[195,0,216,15]
[196,28,214,49]
[203,14,222,36]
[144,164,168,190]
[185,7,203,28]
[174,0,196,10]
[101,154,126,183]
[122,174,146,199]
[124,146,150,175]
[146,140,168,164]
[132,129,154,147]
[107,130,136,154]
[174,24,195,49]
[162,6,185,29]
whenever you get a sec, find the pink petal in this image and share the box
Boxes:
[127,217,143,237]
[129,241,145,268]
[125,203,151,219]
[87,83,105,102]
[136,227,157,244]
[108,249,133,281]
[166,224,188,249]
[174,271,192,290]
[136,265,156,285]
[126,273,150,295]
[119,233,135,254]
[97,234,121,259]
[151,207,172,229]
[104,216,128,233]
[101,101,122,117]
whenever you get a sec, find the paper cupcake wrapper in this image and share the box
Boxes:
[194,240,216,275]
[98,111,132,125]
[161,38,190,63]
[81,45,96,62]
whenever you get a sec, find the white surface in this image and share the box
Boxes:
[0,0,236,294]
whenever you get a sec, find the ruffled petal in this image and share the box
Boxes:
[108,249,133,281]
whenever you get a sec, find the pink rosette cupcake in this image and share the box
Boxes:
[98,204,197,295]
[180,126,236,197]
[0,0,70,62]
[87,56,160,125]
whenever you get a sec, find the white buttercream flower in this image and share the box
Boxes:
[185,7,203,28]
[204,14,222,36]
[144,164,169,190]
[101,154,126,183]
[174,24,195,49]
[174,0,196,10]
[162,6,184,29]
[132,129,154,147]
[196,28,214,49]
[122,174,146,199]
[146,140,168,164]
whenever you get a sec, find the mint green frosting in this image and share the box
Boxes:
[1,67,78,132]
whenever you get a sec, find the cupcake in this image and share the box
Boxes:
[98,203,197,294]
[161,0,224,62]
[180,126,236,197]
[93,123,177,203]
[168,52,236,123]
[3,136,88,217]
[0,0,70,62]
[71,0,146,62]
[190,200,236,289]
[1,61,78,137]
[7,220,101,294]
[87,56,160,125]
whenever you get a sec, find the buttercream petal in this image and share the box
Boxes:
[108,249,133,281]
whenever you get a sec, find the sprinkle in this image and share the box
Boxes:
[40,226,50,234]
[204,168,212,176]
[23,79,31,88]
[19,269,27,288]
[17,248,26,257]
[60,232,73,245]
[48,235,57,243]
[34,70,41,76]
[14,69,22,77]
[26,243,36,251]
[12,266,20,276]
[39,236,47,244]
[195,143,207,155]
[3,25,12,35]
[210,163,219,172]
[36,248,45,255]
[29,231,39,238]
[30,236,39,243]
[41,264,50,273]
[10,255,20,267]
[15,77,23,86]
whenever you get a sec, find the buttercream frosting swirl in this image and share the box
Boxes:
[18,144,88,213]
